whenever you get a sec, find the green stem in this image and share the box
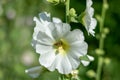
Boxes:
[99,0,107,49]
[100,1,106,33]
[96,0,108,80]
[65,0,70,23]
[96,57,103,80]
[99,0,107,51]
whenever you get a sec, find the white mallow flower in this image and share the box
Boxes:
[32,12,89,74]
[81,0,97,36]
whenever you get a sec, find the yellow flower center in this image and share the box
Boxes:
[53,39,69,55]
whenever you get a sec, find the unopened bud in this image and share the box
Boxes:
[71,70,79,79]
[103,0,109,10]
[69,8,77,17]
[95,49,105,55]
[86,70,96,78]
[103,27,109,34]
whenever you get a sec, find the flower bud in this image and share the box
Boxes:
[71,70,79,79]
[95,49,105,55]
[69,8,77,17]
[103,0,109,10]
[103,27,109,34]
[69,8,78,23]
[86,70,96,78]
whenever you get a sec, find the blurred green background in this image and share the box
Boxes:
[0,0,120,80]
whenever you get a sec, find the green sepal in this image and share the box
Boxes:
[78,12,86,26]
[79,55,90,61]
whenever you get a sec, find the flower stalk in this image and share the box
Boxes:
[99,0,108,49]
[96,57,103,80]
[65,0,70,23]
[96,0,109,80]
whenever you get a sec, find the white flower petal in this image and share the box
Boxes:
[83,13,91,31]
[25,66,42,78]
[65,29,84,44]
[31,39,38,48]
[67,54,80,69]
[47,23,71,40]
[81,55,94,66]
[36,31,55,45]
[57,55,72,74]
[33,17,46,40]
[33,12,52,40]
[87,0,93,8]
[39,12,51,22]
[36,44,53,54]
[87,55,94,61]
[54,23,71,38]
[52,17,62,23]
[47,23,59,40]
[90,18,97,29]
[88,7,94,17]
[81,60,90,66]
[82,0,97,36]
[89,18,97,36]
[32,31,55,54]
[49,54,72,74]
[47,54,62,71]
[39,50,56,67]
[70,42,88,56]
